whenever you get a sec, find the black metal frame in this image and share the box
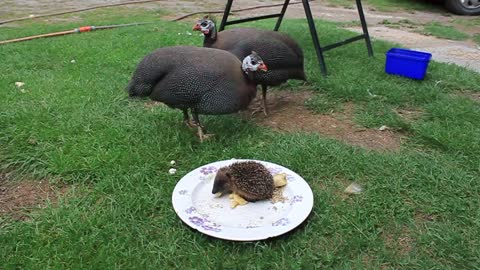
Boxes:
[219,0,374,76]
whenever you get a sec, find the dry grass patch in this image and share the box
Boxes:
[246,90,403,151]
[0,173,69,221]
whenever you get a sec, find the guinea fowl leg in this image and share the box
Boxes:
[183,109,196,129]
[192,110,214,142]
[261,84,268,116]
[251,84,269,116]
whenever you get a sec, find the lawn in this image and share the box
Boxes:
[1,7,480,269]
[422,22,470,40]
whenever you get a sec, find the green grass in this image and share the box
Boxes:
[423,22,470,41]
[1,8,480,269]
[451,17,480,28]
[474,33,480,45]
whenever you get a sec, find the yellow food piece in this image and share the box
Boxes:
[273,173,288,187]
[230,193,248,208]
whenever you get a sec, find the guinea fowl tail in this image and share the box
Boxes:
[293,69,307,81]
[300,70,307,81]
[126,80,153,98]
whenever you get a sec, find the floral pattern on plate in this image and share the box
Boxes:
[200,166,218,175]
[290,195,303,205]
[188,216,222,232]
[272,218,290,227]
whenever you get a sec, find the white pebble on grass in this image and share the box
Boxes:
[170,160,176,166]
[15,82,25,87]
[70,60,76,63]
[168,168,177,175]
[344,182,363,194]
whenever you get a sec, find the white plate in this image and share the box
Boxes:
[172,159,314,241]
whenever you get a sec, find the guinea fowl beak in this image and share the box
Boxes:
[258,63,268,72]
[192,23,201,31]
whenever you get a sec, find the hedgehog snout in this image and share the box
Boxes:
[212,180,230,195]
[211,178,225,194]
[211,184,222,195]
[212,168,231,195]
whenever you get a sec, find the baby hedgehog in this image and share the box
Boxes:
[212,161,274,202]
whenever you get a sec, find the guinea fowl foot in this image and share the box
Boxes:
[183,109,197,129]
[251,105,268,116]
[184,119,197,129]
[196,126,214,142]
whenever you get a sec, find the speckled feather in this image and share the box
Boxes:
[127,46,257,114]
[203,27,306,86]
[228,161,274,202]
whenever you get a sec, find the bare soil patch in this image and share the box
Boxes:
[0,172,68,220]
[383,226,414,255]
[317,175,353,201]
[461,92,480,102]
[245,90,403,151]
[395,108,424,122]
[415,210,437,223]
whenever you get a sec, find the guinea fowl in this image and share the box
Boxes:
[126,46,268,142]
[193,16,306,115]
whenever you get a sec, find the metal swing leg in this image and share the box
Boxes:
[274,0,290,31]
[219,0,374,77]
[302,0,327,76]
[356,0,374,57]
[302,0,373,76]
[220,0,291,32]
[219,0,233,31]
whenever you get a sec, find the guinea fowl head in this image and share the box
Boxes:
[242,51,268,74]
[193,16,216,36]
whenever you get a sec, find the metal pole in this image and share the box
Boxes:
[356,0,373,57]
[302,0,327,76]
[219,0,234,31]
[274,0,290,31]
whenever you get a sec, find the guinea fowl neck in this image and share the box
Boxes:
[243,70,261,84]
[203,25,217,47]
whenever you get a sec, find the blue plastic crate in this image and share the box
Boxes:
[385,48,432,80]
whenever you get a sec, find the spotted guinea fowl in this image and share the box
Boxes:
[193,16,306,115]
[126,46,268,142]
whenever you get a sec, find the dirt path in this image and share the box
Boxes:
[349,26,480,72]
[241,1,480,72]
[2,0,479,72]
